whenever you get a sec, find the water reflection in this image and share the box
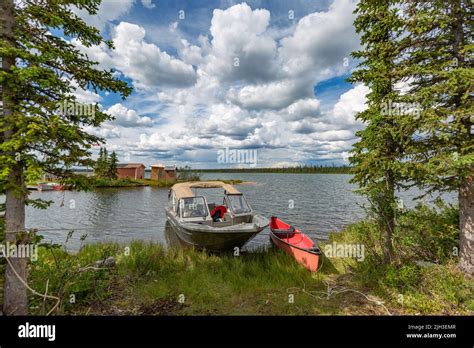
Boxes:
[25,173,456,251]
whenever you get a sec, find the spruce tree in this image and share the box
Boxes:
[0,0,131,314]
[349,0,407,263]
[401,0,473,274]
[108,151,118,180]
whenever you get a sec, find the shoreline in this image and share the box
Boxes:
[27,178,246,190]
[27,205,473,316]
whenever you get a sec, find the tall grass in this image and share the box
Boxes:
[27,201,473,315]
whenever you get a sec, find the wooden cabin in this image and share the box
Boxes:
[116,163,145,179]
[151,164,177,183]
[42,173,58,182]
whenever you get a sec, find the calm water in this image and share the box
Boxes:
[25,173,456,251]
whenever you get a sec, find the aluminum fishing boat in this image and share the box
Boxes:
[166,181,268,251]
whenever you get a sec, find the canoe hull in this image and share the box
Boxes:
[269,216,322,272]
[270,232,321,271]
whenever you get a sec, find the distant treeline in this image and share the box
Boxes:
[195,165,352,174]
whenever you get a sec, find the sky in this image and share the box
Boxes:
[70,0,369,168]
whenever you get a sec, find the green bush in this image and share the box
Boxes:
[28,241,118,315]
[335,202,473,314]
[395,200,458,263]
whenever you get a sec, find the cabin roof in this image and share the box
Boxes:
[171,181,240,199]
[117,163,145,169]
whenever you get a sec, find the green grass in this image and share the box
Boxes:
[27,239,473,315]
[26,201,473,316]
[93,178,244,188]
[93,177,150,187]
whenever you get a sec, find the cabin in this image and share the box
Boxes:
[42,173,58,182]
[151,164,177,183]
[116,163,145,179]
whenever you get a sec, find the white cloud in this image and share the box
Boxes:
[141,0,155,9]
[111,22,197,89]
[329,84,369,128]
[202,3,278,83]
[178,39,204,66]
[283,98,321,121]
[197,103,261,139]
[228,78,312,110]
[270,161,302,168]
[106,103,153,127]
[84,125,121,139]
[72,0,134,30]
[77,1,365,167]
[279,0,358,79]
[72,22,197,90]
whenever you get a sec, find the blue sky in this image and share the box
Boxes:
[71,0,367,168]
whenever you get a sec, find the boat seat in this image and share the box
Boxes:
[309,247,322,254]
[210,205,227,222]
[272,226,296,234]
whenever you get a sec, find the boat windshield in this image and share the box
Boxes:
[226,194,251,214]
[180,197,209,218]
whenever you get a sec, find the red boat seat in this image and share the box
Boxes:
[210,205,227,220]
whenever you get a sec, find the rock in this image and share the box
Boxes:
[414,260,437,268]
[95,256,116,268]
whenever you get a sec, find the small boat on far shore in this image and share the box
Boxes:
[27,182,64,191]
[269,216,322,272]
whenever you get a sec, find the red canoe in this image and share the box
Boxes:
[269,216,322,272]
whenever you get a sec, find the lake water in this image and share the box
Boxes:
[25,173,456,251]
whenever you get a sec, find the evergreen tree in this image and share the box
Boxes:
[102,147,108,176]
[349,1,407,263]
[400,0,473,274]
[108,151,118,180]
[0,0,131,314]
[94,147,105,177]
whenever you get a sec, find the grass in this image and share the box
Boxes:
[27,177,245,189]
[94,178,244,188]
[26,201,473,316]
[93,178,149,187]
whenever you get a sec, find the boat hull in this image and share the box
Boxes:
[166,212,267,252]
[270,232,321,271]
[269,216,321,272]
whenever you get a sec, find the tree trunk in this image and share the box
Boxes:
[459,175,474,276]
[3,170,28,315]
[383,170,395,264]
[450,0,473,276]
[1,0,29,315]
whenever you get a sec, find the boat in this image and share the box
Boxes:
[269,216,322,272]
[29,182,64,191]
[52,183,65,191]
[166,181,268,252]
[37,182,55,192]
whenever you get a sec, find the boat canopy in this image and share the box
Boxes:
[171,181,241,199]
